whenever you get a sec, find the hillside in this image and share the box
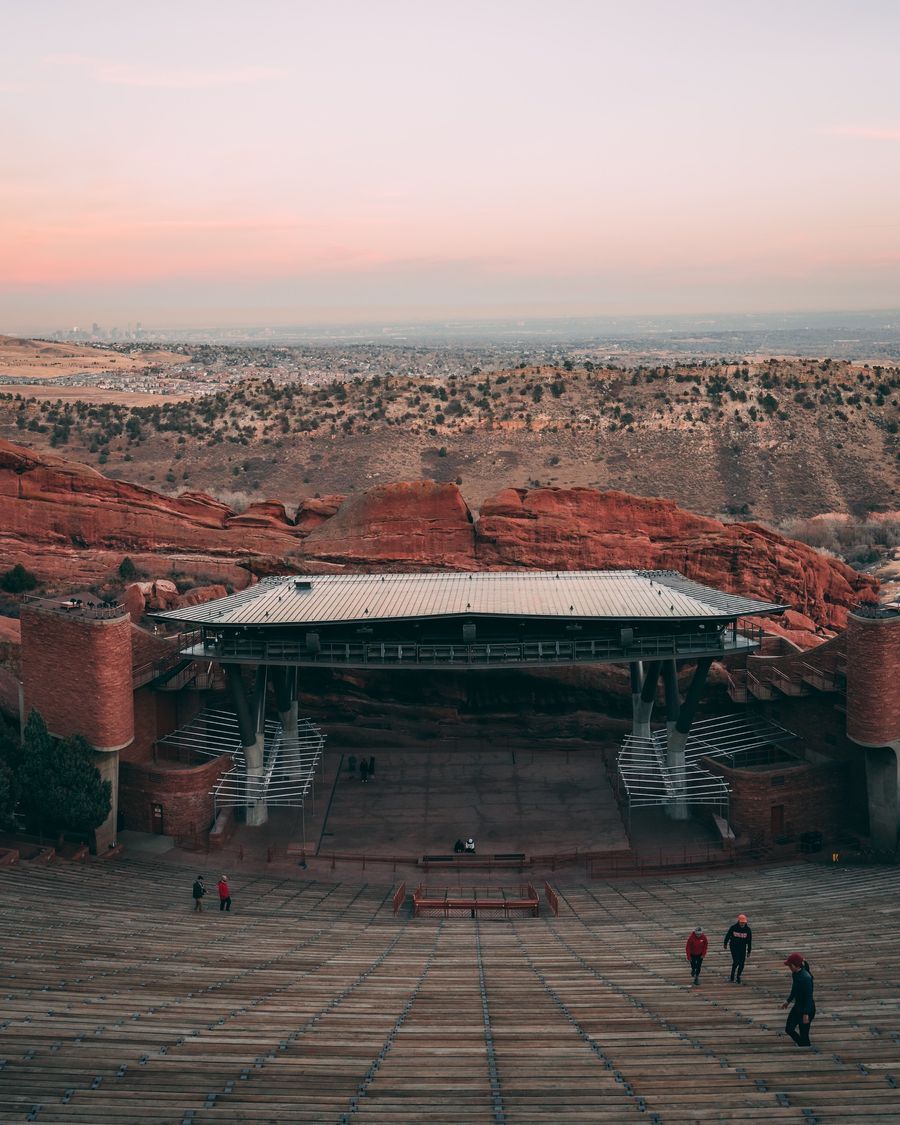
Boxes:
[0,335,185,380]
[0,357,897,521]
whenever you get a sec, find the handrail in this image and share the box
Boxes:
[132,630,202,687]
[196,625,761,669]
[22,594,126,621]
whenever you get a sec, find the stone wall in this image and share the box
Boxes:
[846,610,900,748]
[119,754,230,840]
[704,756,850,847]
[128,686,206,764]
[20,604,134,752]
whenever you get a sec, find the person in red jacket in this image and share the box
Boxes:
[217,875,232,913]
[685,926,708,985]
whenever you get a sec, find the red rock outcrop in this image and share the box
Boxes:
[176,584,229,608]
[225,502,292,530]
[0,441,878,634]
[299,481,476,567]
[0,440,304,584]
[475,487,876,629]
[294,495,345,532]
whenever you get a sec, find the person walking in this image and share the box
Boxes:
[723,913,753,983]
[685,926,708,985]
[192,875,206,912]
[359,758,369,784]
[782,953,816,1047]
[217,874,232,913]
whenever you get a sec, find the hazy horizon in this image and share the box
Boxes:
[3,0,899,332]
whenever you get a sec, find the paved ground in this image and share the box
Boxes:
[320,747,628,857]
[152,745,727,889]
[155,745,634,882]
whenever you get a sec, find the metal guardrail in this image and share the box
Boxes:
[132,631,202,687]
[22,594,126,621]
[195,625,762,668]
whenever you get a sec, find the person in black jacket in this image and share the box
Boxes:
[192,875,206,913]
[723,913,752,983]
[782,953,816,1046]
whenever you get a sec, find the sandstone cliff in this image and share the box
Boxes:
[0,440,877,633]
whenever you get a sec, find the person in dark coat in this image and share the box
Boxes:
[217,875,232,913]
[359,758,369,783]
[192,875,206,912]
[685,926,708,985]
[782,953,816,1046]
[723,913,752,983]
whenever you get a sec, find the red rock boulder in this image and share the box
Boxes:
[299,481,476,567]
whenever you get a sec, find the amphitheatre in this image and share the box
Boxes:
[1,437,900,1122]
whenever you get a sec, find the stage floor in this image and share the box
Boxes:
[316,747,630,858]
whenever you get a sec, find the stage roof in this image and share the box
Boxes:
[157,570,787,628]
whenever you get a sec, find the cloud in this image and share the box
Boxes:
[43,53,285,89]
[825,126,900,142]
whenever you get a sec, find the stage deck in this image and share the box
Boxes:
[316,747,630,859]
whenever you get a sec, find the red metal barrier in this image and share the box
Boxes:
[412,883,540,919]
[392,881,407,914]
[544,882,559,916]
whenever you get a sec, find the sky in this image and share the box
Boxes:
[2,0,899,332]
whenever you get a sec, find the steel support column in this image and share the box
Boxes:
[666,658,713,821]
[634,660,661,739]
[629,660,644,734]
[226,664,267,827]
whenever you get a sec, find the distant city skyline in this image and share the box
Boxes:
[2,0,899,333]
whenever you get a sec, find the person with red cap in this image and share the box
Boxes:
[782,953,815,1046]
[685,926,708,985]
[723,913,752,983]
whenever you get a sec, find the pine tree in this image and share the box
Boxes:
[18,713,111,838]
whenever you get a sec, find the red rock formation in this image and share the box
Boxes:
[294,495,345,532]
[299,481,476,567]
[124,580,179,619]
[0,441,877,634]
[476,487,876,630]
[0,440,303,583]
[225,502,292,530]
[176,584,229,609]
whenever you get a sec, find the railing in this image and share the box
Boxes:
[132,630,202,688]
[798,662,839,692]
[747,671,776,699]
[851,601,900,620]
[391,881,407,914]
[412,883,540,918]
[544,882,560,917]
[586,843,773,878]
[22,594,126,621]
[197,625,761,669]
[770,666,809,696]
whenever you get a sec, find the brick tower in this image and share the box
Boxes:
[21,599,134,850]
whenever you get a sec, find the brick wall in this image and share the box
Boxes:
[846,612,900,747]
[21,605,134,751]
[119,754,231,839]
[126,686,208,764]
[704,756,850,847]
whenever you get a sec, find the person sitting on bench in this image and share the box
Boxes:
[453,838,465,853]
[465,837,476,853]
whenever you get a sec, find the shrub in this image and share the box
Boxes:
[0,564,38,594]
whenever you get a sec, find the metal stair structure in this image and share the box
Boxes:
[156,706,326,811]
[617,713,796,815]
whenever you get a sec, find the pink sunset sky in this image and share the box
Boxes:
[2,0,899,331]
